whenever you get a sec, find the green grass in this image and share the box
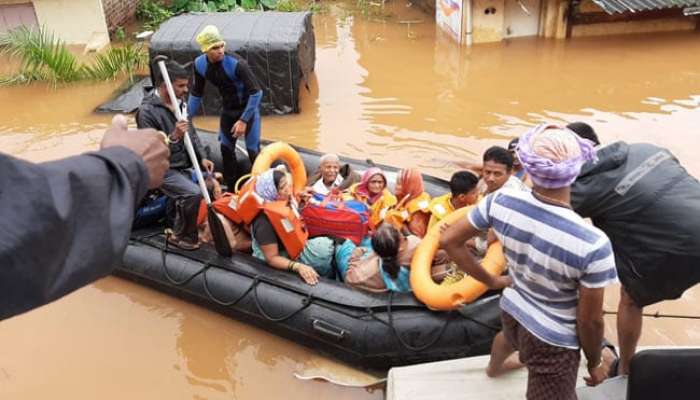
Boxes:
[0,26,147,86]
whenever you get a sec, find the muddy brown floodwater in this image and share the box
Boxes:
[2,0,700,398]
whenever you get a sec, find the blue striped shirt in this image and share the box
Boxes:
[468,189,618,349]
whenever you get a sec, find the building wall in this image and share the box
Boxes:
[101,0,139,33]
[472,0,506,42]
[571,17,695,37]
[0,0,109,45]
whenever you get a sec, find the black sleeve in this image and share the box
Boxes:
[135,106,160,131]
[570,176,595,218]
[191,67,206,98]
[251,214,279,247]
[235,57,261,95]
[0,147,149,320]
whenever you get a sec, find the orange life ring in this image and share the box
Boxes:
[251,142,307,193]
[410,206,506,310]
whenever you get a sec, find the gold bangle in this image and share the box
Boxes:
[157,131,170,145]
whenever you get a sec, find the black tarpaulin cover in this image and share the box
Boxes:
[149,11,315,116]
[95,77,152,114]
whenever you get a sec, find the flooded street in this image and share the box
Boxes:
[2,0,700,398]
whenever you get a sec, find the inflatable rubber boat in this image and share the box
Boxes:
[119,131,502,370]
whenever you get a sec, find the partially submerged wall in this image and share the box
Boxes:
[102,0,139,34]
[472,0,505,42]
[0,0,110,46]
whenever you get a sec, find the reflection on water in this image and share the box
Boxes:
[0,277,382,399]
[1,0,700,398]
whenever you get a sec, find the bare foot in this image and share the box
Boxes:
[486,352,524,377]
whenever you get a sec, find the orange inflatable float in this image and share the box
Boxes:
[410,206,506,310]
[251,141,307,193]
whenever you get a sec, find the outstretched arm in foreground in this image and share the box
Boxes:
[0,116,170,320]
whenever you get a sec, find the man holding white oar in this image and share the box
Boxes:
[137,60,214,250]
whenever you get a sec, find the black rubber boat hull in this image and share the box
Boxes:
[120,234,501,369]
[119,132,502,369]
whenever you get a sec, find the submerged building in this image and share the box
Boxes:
[0,0,139,50]
[433,0,700,44]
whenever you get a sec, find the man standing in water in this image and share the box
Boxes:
[0,115,170,320]
[441,124,618,399]
[188,25,263,190]
[569,122,700,376]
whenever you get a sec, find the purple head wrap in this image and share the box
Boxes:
[516,124,597,189]
[255,168,279,202]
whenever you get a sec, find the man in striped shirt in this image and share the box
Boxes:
[441,124,618,399]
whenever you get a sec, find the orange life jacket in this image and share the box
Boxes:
[260,200,308,260]
[201,176,307,259]
[198,177,263,226]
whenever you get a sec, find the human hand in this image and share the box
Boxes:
[296,264,319,285]
[101,114,170,189]
[299,187,313,203]
[348,247,367,263]
[439,222,450,235]
[201,159,214,173]
[487,275,513,290]
[171,120,188,141]
[584,363,607,386]
[232,120,247,138]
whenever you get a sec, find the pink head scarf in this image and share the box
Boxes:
[395,168,424,203]
[356,167,388,204]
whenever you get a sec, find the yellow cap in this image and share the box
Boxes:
[196,25,225,53]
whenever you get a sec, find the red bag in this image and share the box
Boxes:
[301,194,369,245]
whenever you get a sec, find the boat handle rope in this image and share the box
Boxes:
[161,236,212,286]
[365,291,452,352]
[137,233,318,324]
[202,269,257,307]
[251,278,315,323]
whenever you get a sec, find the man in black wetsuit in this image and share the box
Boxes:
[187,25,263,190]
[569,122,700,376]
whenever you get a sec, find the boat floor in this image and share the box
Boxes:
[385,346,692,400]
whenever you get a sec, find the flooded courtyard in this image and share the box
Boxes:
[1,0,700,398]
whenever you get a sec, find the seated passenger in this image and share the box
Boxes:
[345,167,397,228]
[482,146,530,195]
[308,153,342,195]
[335,224,449,293]
[384,168,432,237]
[250,168,335,285]
[428,170,479,230]
[136,59,215,250]
[507,138,531,185]
[197,173,253,253]
[372,224,416,293]
[472,146,530,256]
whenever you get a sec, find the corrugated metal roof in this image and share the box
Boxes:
[591,0,700,14]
